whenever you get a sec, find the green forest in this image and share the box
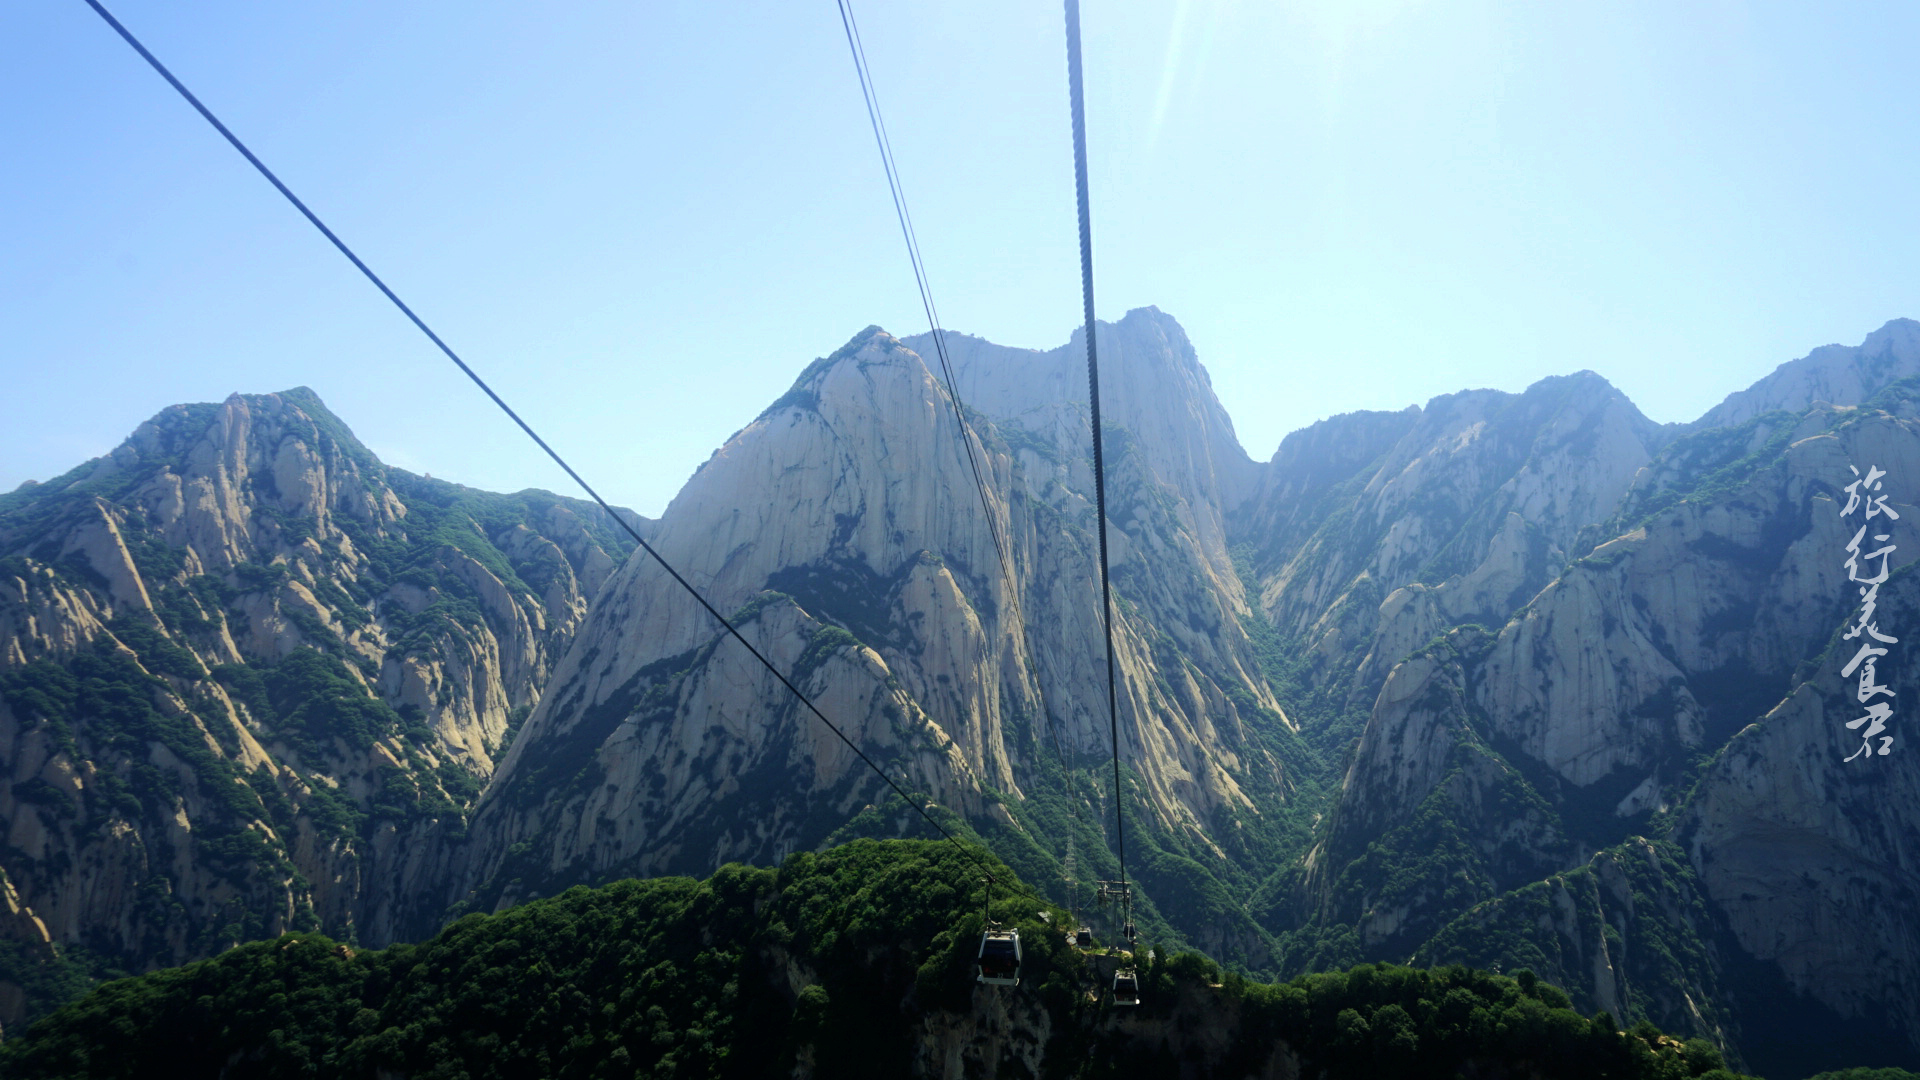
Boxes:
[0,838,1790,1080]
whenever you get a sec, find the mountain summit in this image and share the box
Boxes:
[0,389,634,998]
[456,312,1290,968]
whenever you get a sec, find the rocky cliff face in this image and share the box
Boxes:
[1276,336,1920,1073]
[1670,567,1920,1075]
[455,312,1293,967]
[1237,371,1674,709]
[0,389,631,1026]
[445,310,1919,1070]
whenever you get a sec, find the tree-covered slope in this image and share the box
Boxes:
[0,839,1751,1080]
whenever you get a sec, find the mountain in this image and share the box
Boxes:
[2,314,1917,1076]
[1237,369,1674,706]
[0,389,633,1027]
[452,311,1296,970]
[1244,328,1920,1076]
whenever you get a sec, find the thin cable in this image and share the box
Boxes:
[80,0,1021,894]
[835,1,1018,620]
[1064,0,1129,900]
[835,0,1092,915]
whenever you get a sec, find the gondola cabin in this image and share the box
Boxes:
[977,928,1022,986]
[1113,967,1140,1006]
[1074,925,1093,948]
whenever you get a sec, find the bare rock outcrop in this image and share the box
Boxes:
[1240,370,1671,705]
[7,312,1920,1073]
[459,319,1292,968]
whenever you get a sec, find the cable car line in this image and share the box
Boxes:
[1064,0,1138,957]
[834,0,1097,932]
[1061,0,1141,1001]
[834,0,1034,641]
[77,0,1023,898]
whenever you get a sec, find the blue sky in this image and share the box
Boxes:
[5,1,1918,516]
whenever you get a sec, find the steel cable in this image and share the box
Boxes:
[1063,0,1131,909]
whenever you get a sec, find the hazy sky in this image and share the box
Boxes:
[6,1,1918,516]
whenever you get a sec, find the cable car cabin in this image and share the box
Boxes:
[1074,925,1093,948]
[1112,968,1141,1006]
[976,928,1022,986]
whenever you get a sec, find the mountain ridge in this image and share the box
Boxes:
[2,315,1917,1075]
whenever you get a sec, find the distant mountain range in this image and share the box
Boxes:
[2,313,1916,1075]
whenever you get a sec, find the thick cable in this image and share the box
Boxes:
[1064,0,1129,897]
[79,0,1022,894]
[835,0,1092,913]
